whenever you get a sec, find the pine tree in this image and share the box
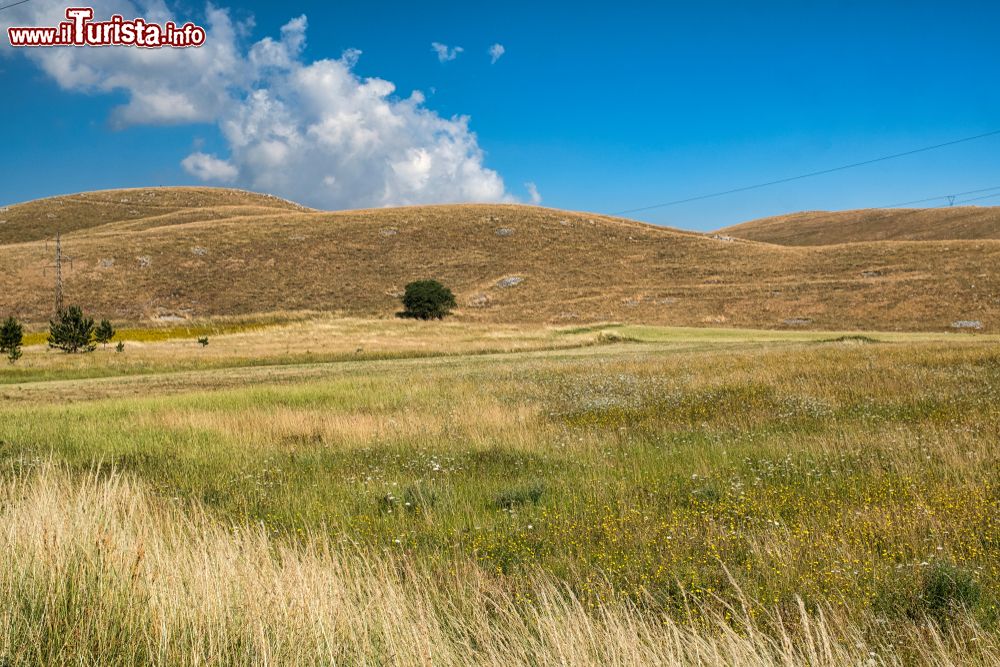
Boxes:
[95,319,115,347]
[0,316,23,364]
[48,306,96,353]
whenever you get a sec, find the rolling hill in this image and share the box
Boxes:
[1,187,997,331]
[717,206,1000,246]
[0,187,309,245]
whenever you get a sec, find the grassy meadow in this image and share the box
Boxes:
[0,318,998,664]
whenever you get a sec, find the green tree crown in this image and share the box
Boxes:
[399,280,457,320]
[48,306,96,353]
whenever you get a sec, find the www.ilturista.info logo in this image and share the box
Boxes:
[7,7,206,48]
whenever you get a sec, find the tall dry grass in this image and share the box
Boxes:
[1,465,997,666]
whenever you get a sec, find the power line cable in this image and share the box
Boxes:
[947,191,1000,206]
[881,184,1000,208]
[614,129,1000,215]
[0,0,31,13]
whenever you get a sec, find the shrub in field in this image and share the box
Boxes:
[877,561,984,623]
[48,306,95,353]
[94,319,115,347]
[494,483,544,510]
[398,280,456,320]
[0,315,23,363]
[197,336,209,347]
[115,341,125,353]
[922,562,981,621]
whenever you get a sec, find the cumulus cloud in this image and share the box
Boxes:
[181,152,238,182]
[525,182,542,205]
[2,0,245,127]
[488,43,505,64]
[3,2,514,209]
[430,42,463,63]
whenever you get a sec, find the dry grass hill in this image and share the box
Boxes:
[718,206,1000,245]
[0,187,309,245]
[1,187,997,331]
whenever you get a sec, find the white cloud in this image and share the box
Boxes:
[209,40,508,207]
[181,152,238,182]
[431,42,463,63]
[3,0,245,127]
[525,182,542,205]
[488,43,505,64]
[4,2,516,209]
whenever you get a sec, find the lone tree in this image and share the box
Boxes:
[95,319,115,348]
[399,280,456,320]
[48,305,96,353]
[0,316,23,364]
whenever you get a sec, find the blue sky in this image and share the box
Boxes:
[2,0,1000,230]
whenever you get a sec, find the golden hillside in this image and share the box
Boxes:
[718,206,1000,246]
[1,188,997,331]
[0,187,308,245]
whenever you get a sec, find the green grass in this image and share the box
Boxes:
[1,326,998,635]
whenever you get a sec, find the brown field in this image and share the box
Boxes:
[719,206,1000,245]
[1,187,997,333]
